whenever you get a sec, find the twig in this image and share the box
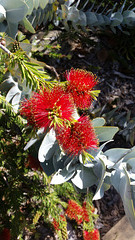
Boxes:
[0,43,12,56]
[0,42,60,80]
[44,63,60,81]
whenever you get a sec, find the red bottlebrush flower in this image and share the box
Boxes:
[56,116,98,156]
[65,200,83,224]
[82,202,89,222]
[52,218,60,231]
[83,230,89,240]
[20,98,36,127]
[0,228,11,240]
[83,229,100,240]
[90,205,95,213]
[65,68,98,109]
[60,214,66,222]
[52,215,66,231]
[26,154,43,171]
[20,86,74,131]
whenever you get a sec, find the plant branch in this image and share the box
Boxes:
[0,43,12,56]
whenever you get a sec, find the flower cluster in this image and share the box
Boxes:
[52,215,67,240]
[82,201,90,222]
[52,218,60,231]
[65,199,100,240]
[65,68,98,109]
[83,229,100,240]
[56,116,98,156]
[20,68,99,157]
[65,199,84,224]
[52,214,67,231]
[20,86,74,131]
[0,228,11,240]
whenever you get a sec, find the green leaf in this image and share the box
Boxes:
[123,10,135,26]
[111,169,122,193]
[71,165,97,189]
[104,148,131,167]
[120,168,135,229]
[86,11,98,26]
[0,74,15,92]
[110,12,123,26]
[123,148,135,162]
[67,6,79,23]
[93,158,106,200]
[94,126,119,142]
[92,117,106,127]
[51,168,75,184]
[6,22,18,38]
[111,167,135,229]
[6,85,21,102]
[39,0,49,9]
[33,0,39,9]
[0,4,6,22]
[11,92,21,110]
[24,128,45,151]
[38,129,56,162]
[25,0,34,15]
[20,17,35,33]
[40,156,55,176]
[95,13,105,26]
[6,1,28,23]
[127,158,135,172]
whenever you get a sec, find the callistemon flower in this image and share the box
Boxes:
[83,229,100,240]
[65,199,83,224]
[56,116,98,156]
[52,214,66,231]
[0,228,11,240]
[82,202,90,222]
[65,68,98,109]
[20,86,74,131]
[52,218,60,231]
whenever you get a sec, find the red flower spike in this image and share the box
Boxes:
[26,154,43,171]
[56,116,98,156]
[83,229,100,240]
[65,68,98,109]
[20,86,74,131]
[82,202,89,222]
[20,97,37,127]
[90,205,95,213]
[52,218,60,231]
[65,200,83,224]
[52,215,66,231]
[60,214,66,222]
[0,228,11,240]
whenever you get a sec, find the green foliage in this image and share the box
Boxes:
[0,106,77,238]
[0,49,8,83]
[8,47,53,90]
[54,181,82,202]
[0,94,24,125]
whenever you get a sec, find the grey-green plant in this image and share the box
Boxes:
[0,0,135,38]
[55,0,135,33]
[0,0,58,38]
